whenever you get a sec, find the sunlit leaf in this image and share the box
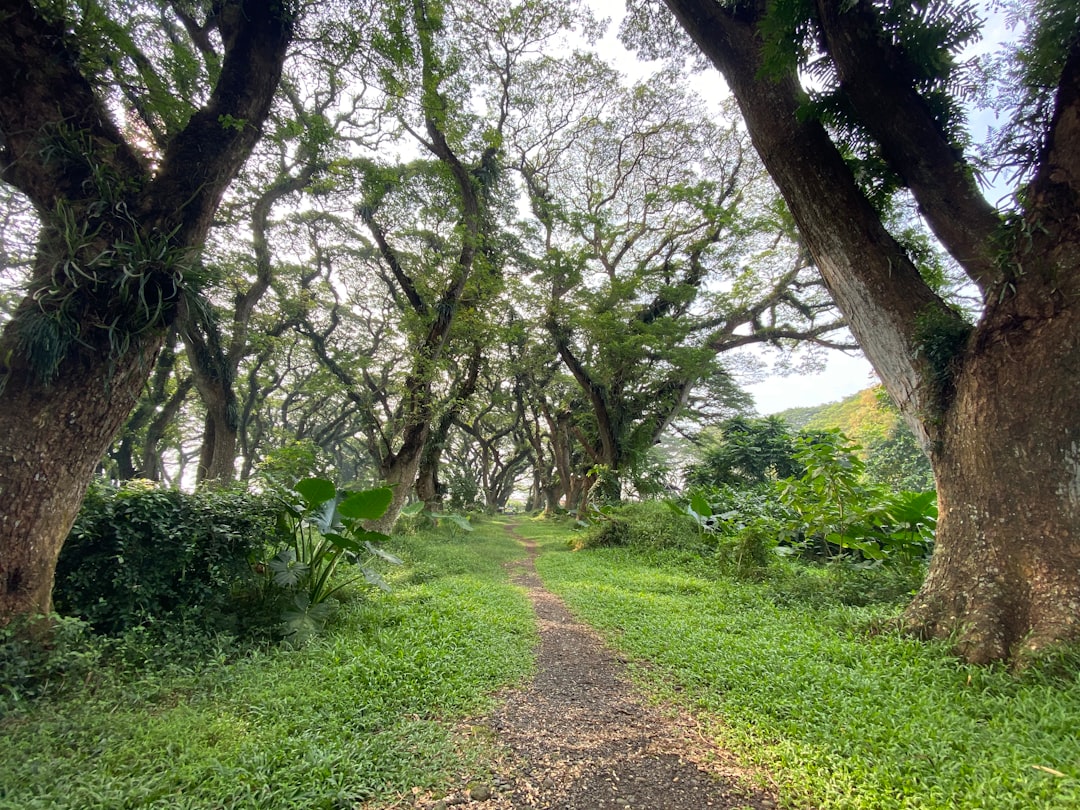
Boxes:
[338,487,393,520]
[294,478,336,508]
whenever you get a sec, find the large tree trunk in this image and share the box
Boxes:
[367,423,430,536]
[908,302,1080,662]
[0,0,293,624]
[0,332,160,618]
[662,0,1080,663]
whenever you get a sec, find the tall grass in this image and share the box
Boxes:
[516,521,1080,810]
[0,518,535,810]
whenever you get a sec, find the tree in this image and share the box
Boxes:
[304,0,593,531]
[686,415,801,488]
[0,0,294,623]
[650,0,1080,664]
[511,59,846,498]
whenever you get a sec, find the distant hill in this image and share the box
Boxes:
[774,386,899,451]
[772,387,933,491]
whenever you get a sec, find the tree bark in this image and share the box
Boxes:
[142,376,195,482]
[0,0,293,622]
[367,422,430,536]
[908,301,1080,662]
[179,299,240,486]
[0,329,159,619]
[662,0,1080,663]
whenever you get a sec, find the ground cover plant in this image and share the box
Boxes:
[0,519,535,810]
[515,521,1080,810]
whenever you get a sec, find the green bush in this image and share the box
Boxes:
[55,481,281,634]
[574,501,702,551]
[0,614,101,708]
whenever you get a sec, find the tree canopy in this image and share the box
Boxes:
[4,0,1076,667]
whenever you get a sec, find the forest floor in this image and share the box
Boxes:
[412,525,783,810]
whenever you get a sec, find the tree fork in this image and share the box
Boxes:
[0,0,294,625]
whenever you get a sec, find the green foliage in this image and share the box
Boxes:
[913,305,974,405]
[252,439,326,488]
[987,0,1080,182]
[400,501,474,535]
[271,478,400,642]
[685,415,801,488]
[525,525,1080,810]
[0,520,535,808]
[0,615,101,708]
[778,430,936,562]
[572,500,702,552]
[760,0,984,211]
[865,421,936,491]
[55,481,279,634]
[675,426,936,569]
[673,484,790,575]
[776,386,935,492]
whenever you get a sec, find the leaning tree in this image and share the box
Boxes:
[0,1,294,622]
[646,0,1080,664]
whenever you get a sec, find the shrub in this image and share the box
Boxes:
[573,501,702,551]
[0,614,101,708]
[55,481,281,634]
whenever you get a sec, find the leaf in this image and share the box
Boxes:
[294,478,336,509]
[884,490,938,525]
[309,498,339,535]
[281,593,336,644]
[354,528,392,544]
[400,501,426,516]
[689,493,713,518]
[269,550,309,587]
[337,487,394,520]
[364,541,403,565]
[361,566,392,592]
[441,513,474,532]
[322,532,361,553]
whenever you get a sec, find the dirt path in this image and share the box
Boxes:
[419,525,780,810]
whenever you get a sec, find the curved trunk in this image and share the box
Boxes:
[414,458,442,511]
[366,422,430,536]
[195,408,239,485]
[661,0,1080,663]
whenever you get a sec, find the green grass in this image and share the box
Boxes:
[514,520,1080,810]
[0,518,535,810]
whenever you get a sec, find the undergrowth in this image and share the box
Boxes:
[0,518,535,810]
[515,520,1080,810]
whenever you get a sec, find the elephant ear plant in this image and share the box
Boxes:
[271,478,402,642]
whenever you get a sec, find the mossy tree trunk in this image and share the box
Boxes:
[0,0,293,622]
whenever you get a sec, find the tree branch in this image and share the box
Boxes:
[813,0,1002,294]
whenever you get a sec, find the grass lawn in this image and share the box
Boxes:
[6,513,1079,810]
[514,518,1080,810]
[0,518,535,810]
